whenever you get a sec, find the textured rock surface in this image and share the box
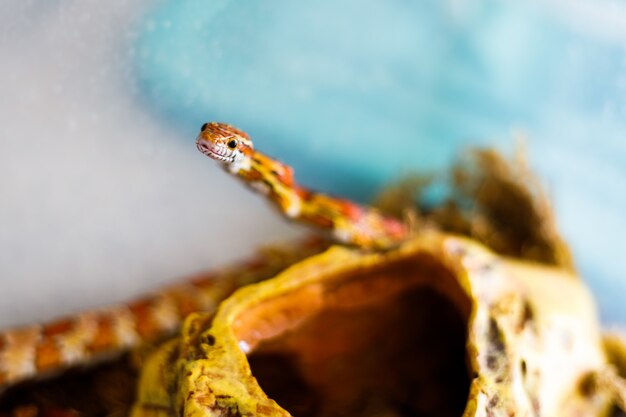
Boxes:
[132,233,610,417]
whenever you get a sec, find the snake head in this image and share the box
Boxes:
[196,122,254,170]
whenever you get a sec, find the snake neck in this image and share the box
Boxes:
[228,149,409,250]
[229,151,301,217]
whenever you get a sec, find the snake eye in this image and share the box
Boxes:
[201,123,208,132]
[227,139,238,149]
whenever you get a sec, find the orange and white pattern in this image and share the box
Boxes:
[196,122,410,250]
[0,238,325,390]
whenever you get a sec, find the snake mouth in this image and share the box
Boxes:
[196,141,234,163]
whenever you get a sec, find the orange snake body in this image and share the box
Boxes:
[0,238,325,389]
[196,122,409,250]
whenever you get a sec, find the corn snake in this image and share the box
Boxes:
[4,122,626,416]
[196,122,409,250]
[0,121,407,390]
[0,239,326,390]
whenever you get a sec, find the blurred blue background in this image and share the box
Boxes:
[0,0,624,326]
[136,1,626,320]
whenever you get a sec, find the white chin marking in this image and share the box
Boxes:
[200,148,232,163]
[229,156,251,173]
[196,141,234,162]
[212,153,232,163]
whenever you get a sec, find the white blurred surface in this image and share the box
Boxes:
[0,0,300,328]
